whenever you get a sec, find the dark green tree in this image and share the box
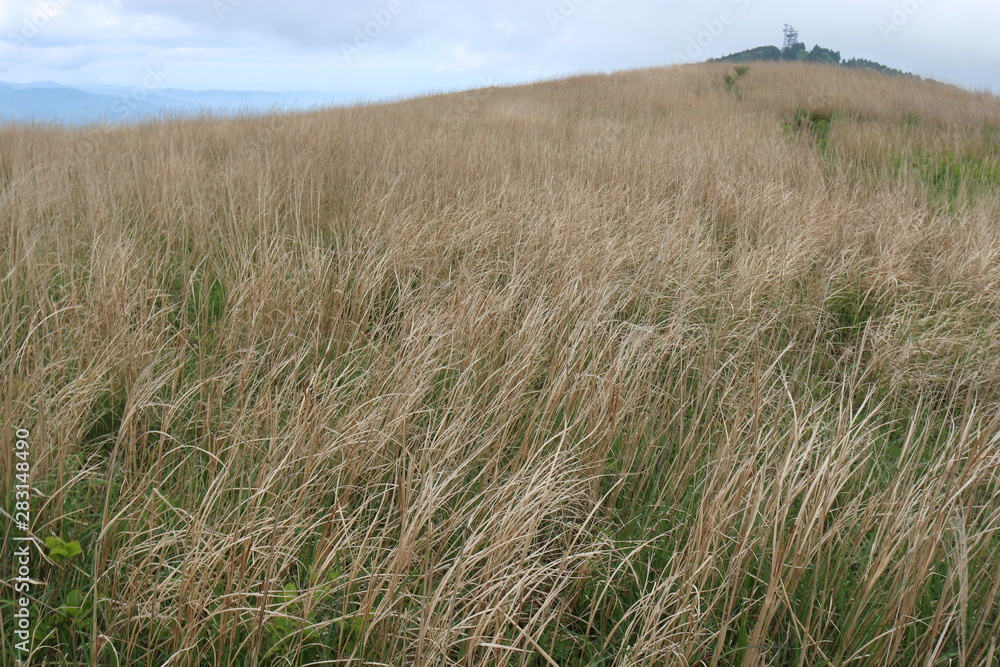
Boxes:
[781,42,807,60]
[714,45,781,63]
[806,45,841,64]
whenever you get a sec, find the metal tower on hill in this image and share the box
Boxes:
[783,24,800,50]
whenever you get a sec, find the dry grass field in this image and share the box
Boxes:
[2,61,1000,665]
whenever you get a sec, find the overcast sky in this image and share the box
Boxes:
[1,0,997,97]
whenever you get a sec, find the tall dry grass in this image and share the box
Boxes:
[2,61,1000,665]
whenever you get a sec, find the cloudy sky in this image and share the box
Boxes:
[1,0,997,97]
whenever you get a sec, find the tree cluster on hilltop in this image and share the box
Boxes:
[713,40,919,79]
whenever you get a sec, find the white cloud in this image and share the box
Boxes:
[0,0,997,95]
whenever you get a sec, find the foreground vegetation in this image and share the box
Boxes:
[2,62,1000,665]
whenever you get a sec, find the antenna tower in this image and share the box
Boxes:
[783,24,799,50]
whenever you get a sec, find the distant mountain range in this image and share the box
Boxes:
[713,43,920,80]
[0,81,366,125]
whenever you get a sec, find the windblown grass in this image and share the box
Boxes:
[2,61,1000,665]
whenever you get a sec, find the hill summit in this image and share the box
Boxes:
[714,30,919,79]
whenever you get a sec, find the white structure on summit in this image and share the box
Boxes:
[783,24,800,50]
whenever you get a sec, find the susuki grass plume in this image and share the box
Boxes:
[2,61,1000,665]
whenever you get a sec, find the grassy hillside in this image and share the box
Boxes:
[2,62,1000,666]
